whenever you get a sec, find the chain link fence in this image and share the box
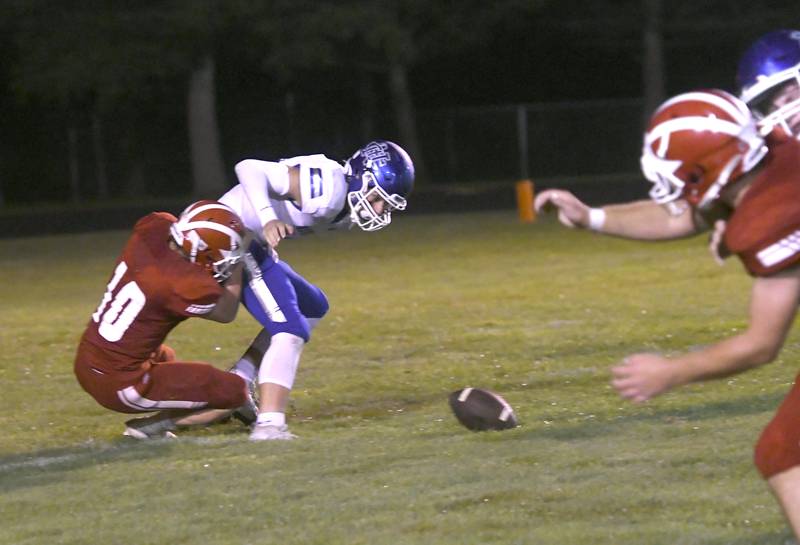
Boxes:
[419,98,646,184]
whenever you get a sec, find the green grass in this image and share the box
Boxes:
[0,210,797,544]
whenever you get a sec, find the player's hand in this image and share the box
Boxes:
[708,219,731,265]
[263,220,294,248]
[611,353,675,403]
[533,189,590,229]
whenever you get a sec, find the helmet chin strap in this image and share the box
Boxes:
[697,154,742,210]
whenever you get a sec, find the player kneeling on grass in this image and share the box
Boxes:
[536,84,800,538]
[74,200,257,439]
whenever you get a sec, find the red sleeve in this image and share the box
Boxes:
[169,269,223,317]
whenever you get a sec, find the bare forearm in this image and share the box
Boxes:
[670,332,778,387]
[599,200,698,240]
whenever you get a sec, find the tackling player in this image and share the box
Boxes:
[74,200,255,438]
[219,140,415,441]
[535,79,800,537]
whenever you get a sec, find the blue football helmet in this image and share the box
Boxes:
[343,140,415,231]
[736,29,800,138]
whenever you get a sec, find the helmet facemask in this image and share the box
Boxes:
[347,170,408,231]
[746,72,800,138]
[641,147,689,216]
[208,245,244,283]
[343,140,414,231]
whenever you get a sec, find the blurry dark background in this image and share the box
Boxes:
[0,0,797,217]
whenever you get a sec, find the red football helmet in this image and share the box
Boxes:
[641,89,767,214]
[169,200,245,282]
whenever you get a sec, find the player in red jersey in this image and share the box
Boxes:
[74,200,254,438]
[535,87,800,538]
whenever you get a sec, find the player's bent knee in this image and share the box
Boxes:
[272,332,304,351]
[297,285,329,320]
[309,289,329,319]
[273,318,312,343]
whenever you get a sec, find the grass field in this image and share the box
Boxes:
[1,209,798,545]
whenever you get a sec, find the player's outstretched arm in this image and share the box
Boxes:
[611,266,800,402]
[535,189,699,240]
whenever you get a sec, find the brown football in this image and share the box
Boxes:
[448,387,518,431]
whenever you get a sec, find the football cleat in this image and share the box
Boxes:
[123,416,178,439]
[232,380,258,426]
[249,423,297,441]
[448,387,518,431]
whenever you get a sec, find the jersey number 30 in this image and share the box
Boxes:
[92,261,146,342]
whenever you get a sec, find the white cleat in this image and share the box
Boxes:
[249,423,297,441]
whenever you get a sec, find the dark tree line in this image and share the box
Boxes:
[6,0,546,202]
[1,0,796,206]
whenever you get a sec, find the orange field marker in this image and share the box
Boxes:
[515,179,536,223]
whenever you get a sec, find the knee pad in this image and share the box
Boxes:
[258,333,304,390]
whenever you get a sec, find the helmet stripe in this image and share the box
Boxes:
[659,91,750,124]
[181,220,242,245]
[182,202,238,220]
[646,117,745,152]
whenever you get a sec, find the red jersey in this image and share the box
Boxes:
[725,137,800,277]
[80,212,223,372]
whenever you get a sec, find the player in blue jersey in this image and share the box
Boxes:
[220,140,415,440]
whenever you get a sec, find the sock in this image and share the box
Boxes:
[229,360,257,383]
[256,411,285,427]
[229,329,272,383]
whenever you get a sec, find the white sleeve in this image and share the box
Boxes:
[234,159,292,227]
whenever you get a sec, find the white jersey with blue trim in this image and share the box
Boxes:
[281,154,348,225]
[219,154,350,245]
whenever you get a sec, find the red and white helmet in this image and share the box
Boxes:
[641,89,767,214]
[169,200,245,282]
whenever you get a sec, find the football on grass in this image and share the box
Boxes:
[448,387,518,431]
